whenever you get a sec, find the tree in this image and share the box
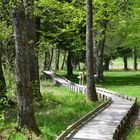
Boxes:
[44,47,54,70]
[94,0,131,80]
[12,2,41,135]
[39,0,86,74]
[95,2,108,81]
[25,0,42,100]
[61,50,67,70]
[86,0,98,101]
[0,47,7,95]
[0,22,9,96]
[67,50,73,75]
[55,48,60,72]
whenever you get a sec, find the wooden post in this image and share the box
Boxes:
[78,72,84,85]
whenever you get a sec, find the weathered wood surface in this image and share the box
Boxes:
[44,71,136,140]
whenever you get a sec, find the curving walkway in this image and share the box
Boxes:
[44,71,136,140]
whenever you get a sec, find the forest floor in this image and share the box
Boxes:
[0,79,102,140]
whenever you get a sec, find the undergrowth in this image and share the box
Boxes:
[0,80,102,140]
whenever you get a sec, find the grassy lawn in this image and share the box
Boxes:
[0,79,102,140]
[58,70,140,103]
[111,57,140,70]
[98,71,140,140]
[97,71,140,103]
[58,70,140,140]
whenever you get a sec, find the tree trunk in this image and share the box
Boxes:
[55,49,60,72]
[25,2,42,100]
[97,3,108,81]
[44,49,50,70]
[134,47,137,71]
[49,48,54,70]
[104,57,110,71]
[123,56,128,70]
[93,47,98,75]
[0,49,7,95]
[12,3,41,135]
[72,54,79,70]
[67,50,73,75]
[86,0,98,101]
[97,40,105,81]
[61,50,67,70]
[44,48,54,70]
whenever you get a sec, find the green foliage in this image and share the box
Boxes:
[38,0,86,53]
[0,22,12,42]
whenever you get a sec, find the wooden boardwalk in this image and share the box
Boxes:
[44,71,136,140]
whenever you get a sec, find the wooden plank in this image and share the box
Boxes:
[43,71,137,140]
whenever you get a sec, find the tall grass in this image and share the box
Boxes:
[0,79,102,140]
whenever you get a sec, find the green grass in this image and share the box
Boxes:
[58,70,140,140]
[2,69,140,140]
[58,70,140,102]
[95,71,140,140]
[96,71,140,139]
[125,128,140,140]
[0,79,102,140]
[111,57,140,70]
[97,71,140,140]
[96,71,140,103]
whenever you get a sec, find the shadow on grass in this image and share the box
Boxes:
[97,74,140,87]
[59,71,140,87]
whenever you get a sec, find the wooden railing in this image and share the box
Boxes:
[56,99,112,140]
[44,71,137,140]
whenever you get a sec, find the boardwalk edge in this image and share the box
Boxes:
[55,99,112,140]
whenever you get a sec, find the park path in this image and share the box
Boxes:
[44,71,136,140]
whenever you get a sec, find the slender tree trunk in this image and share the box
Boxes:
[55,49,60,71]
[133,47,137,71]
[67,50,73,75]
[86,0,98,101]
[72,54,80,70]
[134,56,137,71]
[44,49,50,70]
[93,47,98,75]
[97,39,105,80]
[12,3,41,135]
[25,1,42,100]
[44,48,54,70]
[104,57,110,71]
[97,3,108,81]
[123,56,128,70]
[0,49,7,95]
[48,48,54,70]
[61,50,67,70]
